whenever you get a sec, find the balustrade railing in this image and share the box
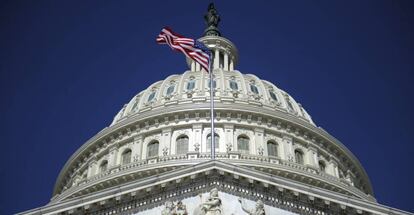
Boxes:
[60,151,362,202]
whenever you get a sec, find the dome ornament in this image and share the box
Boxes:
[204,3,221,36]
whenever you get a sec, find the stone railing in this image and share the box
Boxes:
[57,152,366,203]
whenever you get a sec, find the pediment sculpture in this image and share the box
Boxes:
[193,188,223,215]
[161,200,188,215]
[238,198,266,215]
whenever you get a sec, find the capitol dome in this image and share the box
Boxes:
[19,4,413,215]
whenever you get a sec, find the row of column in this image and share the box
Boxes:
[281,135,340,177]
[191,49,234,71]
[84,127,341,179]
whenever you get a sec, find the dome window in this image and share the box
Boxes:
[166,85,175,96]
[131,97,140,111]
[208,79,217,89]
[250,84,259,94]
[147,141,159,158]
[229,80,238,90]
[99,160,108,173]
[237,135,250,154]
[206,133,219,152]
[286,98,295,112]
[186,78,196,91]
[267,141,278,157]
[294,149,304,165]
[269,91,278,102]
[319,161,326,172]
[147,91,156,102]
[121,149,132,165]
[176,135,189,155]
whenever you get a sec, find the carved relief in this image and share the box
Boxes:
[238,198,265,215]
[161,200,188,215]
[193,188,222,215]
[162,147,169,156]
[257,146,264,156]
[175,201,188,215]
[161,201,175,215]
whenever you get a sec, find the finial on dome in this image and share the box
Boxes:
[204,3,221,36]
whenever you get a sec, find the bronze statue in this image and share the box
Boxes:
[204,3,221,36]
[205,3,220,28]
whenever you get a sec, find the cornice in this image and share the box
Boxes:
[23,161,410,215]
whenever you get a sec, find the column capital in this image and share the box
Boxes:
[223,124,234,130]
[282,135,293,142]
[254,128,264,133]
[192,123,203,129]
[162,128,172,133]
[133,135,143,142]
[307,146,318,152]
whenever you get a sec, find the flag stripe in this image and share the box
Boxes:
[156,27,211,72]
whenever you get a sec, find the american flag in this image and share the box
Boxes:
[156,27,211,72]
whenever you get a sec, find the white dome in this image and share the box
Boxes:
[50,35,375,212]
[21,5,414,215]
[111,69,315,127]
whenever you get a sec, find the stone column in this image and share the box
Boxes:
[224,124,234,152]
[214,49,220,69]
[192,124,203,152]
[195,62,200,71]
[305,147,318,168]
[346,170,355,186]
[161,128,172,156]
[87,158,97,178]
[254,128,264,155]
[191,61,195,71]
[224,53,229,70]
[132,135,143,162]
[108,146,119,168]
[327,159,339,177]
[281,135,293,161]
[229,59,234,71]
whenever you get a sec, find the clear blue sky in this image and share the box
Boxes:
[1,1,413,214]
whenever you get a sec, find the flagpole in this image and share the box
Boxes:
[209,53,215,160]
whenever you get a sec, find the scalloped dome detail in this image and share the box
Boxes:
[111,69,315,127]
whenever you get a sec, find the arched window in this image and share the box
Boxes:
[147,91,156,102]
[208,79,216,89]
[319,161,326,172]
[82,171,87,179]
[131,97,140,111]
[229,80,238,90]
[237,135,250,153]
[100,160,108,173]
[121,149,132,165]
[147,141,159,158]
[250,84,259,94]
[186,78,195,91]
[294,149,304,165]
[176,135,189,155]
[166,85,175,96]
[206,133,219,152]
[267,141,278,157]
[269,91,278,102]
[286,99,294,111]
